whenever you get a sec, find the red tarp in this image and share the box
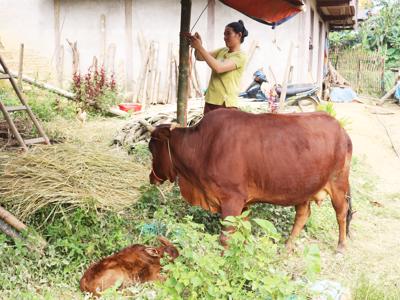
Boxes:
[219,0,304,26]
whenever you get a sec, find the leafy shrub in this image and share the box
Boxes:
[71,63,118,115]
[156,211,320,300]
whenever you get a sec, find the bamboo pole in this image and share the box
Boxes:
[177,0,191,126]
[278,42,294,112]
[18,43,24,91]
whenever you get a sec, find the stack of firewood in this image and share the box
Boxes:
[113,107,203,148]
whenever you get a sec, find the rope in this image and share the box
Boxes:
[190,2,210,33]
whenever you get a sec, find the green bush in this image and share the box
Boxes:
[156,211,319,300]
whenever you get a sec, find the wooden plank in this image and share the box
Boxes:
[0,73,10,79]
[24,137,47,145]
[323,14,354,21]
[317,0,350,8]
[5,105,27,112]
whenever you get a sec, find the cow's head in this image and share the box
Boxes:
[148,124,177,185]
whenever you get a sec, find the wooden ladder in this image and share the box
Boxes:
[0,53,50,151]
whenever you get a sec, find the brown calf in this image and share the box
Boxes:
[80,236,179,297]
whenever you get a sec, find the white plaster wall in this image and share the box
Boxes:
[0,0,327,92]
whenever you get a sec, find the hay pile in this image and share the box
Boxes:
[0,144,148,220]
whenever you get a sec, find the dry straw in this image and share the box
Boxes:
[0,144,148,220]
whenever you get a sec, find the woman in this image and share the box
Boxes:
[186,20,248,114]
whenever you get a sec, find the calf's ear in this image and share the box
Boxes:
[145,247,160,257]
[157,236,172,246]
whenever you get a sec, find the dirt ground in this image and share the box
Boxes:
[322,101,400,289]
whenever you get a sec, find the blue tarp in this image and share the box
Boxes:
[330,87,357,103]
[394,82,400,103]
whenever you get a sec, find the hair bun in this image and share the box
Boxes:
[238,20,244,25]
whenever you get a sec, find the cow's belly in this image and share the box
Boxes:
[247,185,331,207]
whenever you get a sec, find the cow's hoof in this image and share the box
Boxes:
[336,243,346,254]
[285,241,295,254]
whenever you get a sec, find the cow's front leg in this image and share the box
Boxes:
[219,197,245,247]
[286,201,311,252]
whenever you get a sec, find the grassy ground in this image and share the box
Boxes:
[1,87,399,299]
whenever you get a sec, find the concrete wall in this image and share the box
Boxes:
[0,0,328,94]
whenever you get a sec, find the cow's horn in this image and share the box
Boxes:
[170,122,181,131]
[139,120,155,132]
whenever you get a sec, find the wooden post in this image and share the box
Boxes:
[177,0,191,126]
[125,0,134,97]
[279,42,294,112]
[100,14,106,65]
[18,43,24,91]
[54,0,62,87]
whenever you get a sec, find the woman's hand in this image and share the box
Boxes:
[183,32,202,50]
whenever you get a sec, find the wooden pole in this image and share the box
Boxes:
[177,0,191,126]
[125,0,134,97]
[100,14,106,65]
[279,42,294,112]
[54,0,62,87]
[18,43,24,91]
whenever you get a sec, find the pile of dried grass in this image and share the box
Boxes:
[0,144,148,220]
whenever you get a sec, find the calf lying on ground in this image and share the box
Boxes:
[80,236,179,297]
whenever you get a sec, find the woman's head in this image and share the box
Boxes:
[224,20,248,47]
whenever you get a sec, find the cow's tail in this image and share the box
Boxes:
[346,186,353,237]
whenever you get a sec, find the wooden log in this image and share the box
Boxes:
[0,69,74,99]
[18,43,24,91]
[378,85,397,105]
[0,205,27,232]
[0,219,22,242]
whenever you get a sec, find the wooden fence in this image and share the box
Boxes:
[330,49,386,96]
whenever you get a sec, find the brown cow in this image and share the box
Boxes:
[80,237,179,297]
[147,109,353,252]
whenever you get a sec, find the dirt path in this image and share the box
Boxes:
[322,102,400,290]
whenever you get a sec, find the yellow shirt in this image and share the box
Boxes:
[205,47,247,107]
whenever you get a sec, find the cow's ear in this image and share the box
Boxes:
[154,127,171,141]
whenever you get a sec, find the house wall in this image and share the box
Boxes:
[0,0,328,96]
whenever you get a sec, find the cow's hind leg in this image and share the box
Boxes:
[329,181,350,253]
[286,201,311,251]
